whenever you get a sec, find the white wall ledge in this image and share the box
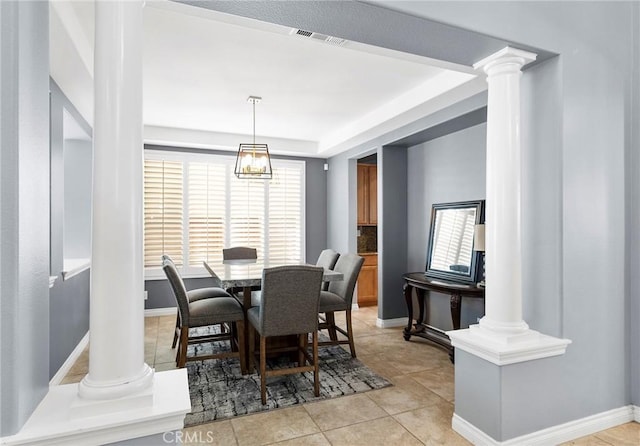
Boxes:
[447,325,571,365]
[1,369,190,446]
[62,258,91,281]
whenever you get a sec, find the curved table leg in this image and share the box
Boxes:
[403,283,413,341]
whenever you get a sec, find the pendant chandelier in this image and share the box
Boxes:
[234,96,273,179]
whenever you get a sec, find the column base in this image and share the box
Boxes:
[78,363,154,401]
[0,369,190,446]
[447,324,571,365]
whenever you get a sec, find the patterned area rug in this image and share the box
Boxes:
[184,332,392,427]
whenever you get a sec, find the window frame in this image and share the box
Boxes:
[144,149,306,280]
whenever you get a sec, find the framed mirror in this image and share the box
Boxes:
[425,200,484,284]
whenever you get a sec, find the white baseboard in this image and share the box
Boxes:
[453,405,635,446]
[376,317,406,328]
[634,405,640,422]
[50,331,89,386]
[144,307,177,317]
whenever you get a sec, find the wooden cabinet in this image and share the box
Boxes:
[357,253,378,307]
[357,164,377,225]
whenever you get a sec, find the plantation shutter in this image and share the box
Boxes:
[229,173,265,267]
[187,161,227,267]
[143,159,184,267]
[268,165,303,265]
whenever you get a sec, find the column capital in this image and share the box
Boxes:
[473,46,537,74]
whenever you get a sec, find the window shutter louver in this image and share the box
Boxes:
[188,162,227,268]
[268,165,303,265]
[143,151,304,276]
[143,159,184,267]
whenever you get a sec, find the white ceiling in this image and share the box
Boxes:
[50,0,481,158]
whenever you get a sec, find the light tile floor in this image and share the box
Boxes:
[64,306,640,445]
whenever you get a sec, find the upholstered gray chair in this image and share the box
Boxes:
[317,253,364,358]
[222,246,257,261]
[163,258,247,373]
[223,247,261,306]
[315,249,340,291]
[163,255,231,348]
[247,265,324,405]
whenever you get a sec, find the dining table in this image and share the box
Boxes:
[203,259,344,370]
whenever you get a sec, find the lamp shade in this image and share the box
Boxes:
[234,143,273,179]
[473,224,485,252]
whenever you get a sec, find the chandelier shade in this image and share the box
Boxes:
[234,143,273,179]
[234,96,273,179]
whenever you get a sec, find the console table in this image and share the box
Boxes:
[402,272,485,362]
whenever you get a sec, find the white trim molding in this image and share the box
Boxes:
[452,405,635,446]
[61,258,91,281]
[376,317,406,328]
[49,332,90,387]
[144,307,177,317]
[447,326,571,366]
[634,405,640,422]
[1,370,190,446]
[49,276,58,289]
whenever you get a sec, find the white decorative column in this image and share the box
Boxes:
[478,47,534,337]
[447,47,570,365]
[78,0,153,400]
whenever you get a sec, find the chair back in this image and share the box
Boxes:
[223,247,258,261]
[316,249,340,291]
[316,249,339,270]
[258,265,323,337]
[327,253,364,306]
[163,258,190,326]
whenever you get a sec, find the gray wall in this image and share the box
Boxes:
[0,1,50,436]
[143,145,328,309]
[383,1,635,439]
[326,94,488,322]
[63,139,92,259]
[48,81,92,379]
[378,146,408,320]
[406,123,486,329]
[629,1,640,408]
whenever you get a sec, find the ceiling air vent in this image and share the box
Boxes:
[290,28,347,47]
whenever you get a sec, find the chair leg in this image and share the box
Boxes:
[326,312,338,341]
[312,330,320,397]
[178,326,189,368]
[298,334,306,367]
[230,322,238,352]
[171,313,179,348]
[237,319,247,375]
[260,336,267,405]
[248,323,255,373]
[345,310,356,358]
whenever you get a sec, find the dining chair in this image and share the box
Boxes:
[317,253,364,358]
[163,258,247,373]
[247,265,324,405]
[315,249,340,291]
[223,247,261,306]
[222,246,257,261]
[163,255,231,348]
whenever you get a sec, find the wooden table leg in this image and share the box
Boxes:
[416,288,426,329]
[403,283,413,341]
[450,292,462,330]
[449,292,462,363]
[241,286,252,374]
